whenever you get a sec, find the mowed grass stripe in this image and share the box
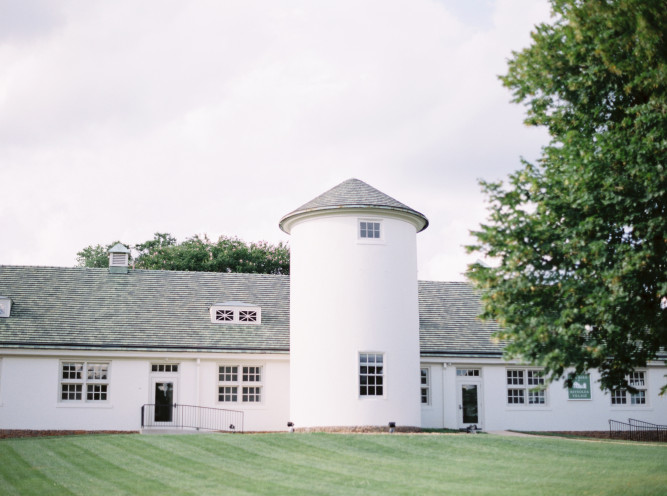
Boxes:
[0,433,665,496]
[153,434,408,495]
[136,434,335,495]
[214,433,442,494]
[101,435,268,495]
[0,443,74,496]
[7,435,180,495]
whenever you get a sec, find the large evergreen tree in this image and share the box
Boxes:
[467,0,666,392]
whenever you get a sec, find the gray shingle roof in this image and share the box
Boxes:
[0,266,289,353]
[0,266,501,356]
[279,179,429,233]
[419,281,504,356]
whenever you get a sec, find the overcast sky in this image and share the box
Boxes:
[0,0,551,281]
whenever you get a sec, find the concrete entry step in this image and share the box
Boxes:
[487,430,535,437]
[141,428,208,435]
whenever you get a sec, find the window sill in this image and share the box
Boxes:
[56,402,114,409]
[217,403,267,410]
[356,239,386,246]
[505,406,552,411]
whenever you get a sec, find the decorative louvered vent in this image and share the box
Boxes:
[110,252,128,266]
[0,296,11,318]
[210,302,261,324]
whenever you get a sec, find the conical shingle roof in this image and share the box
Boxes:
[279,178,428,233]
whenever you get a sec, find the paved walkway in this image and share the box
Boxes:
[487,430,535,437]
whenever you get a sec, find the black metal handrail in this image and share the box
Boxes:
[628,418,667,429]
[609,419,667,442]
[141,404,244,433]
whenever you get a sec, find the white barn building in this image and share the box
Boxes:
[0,179,665,433]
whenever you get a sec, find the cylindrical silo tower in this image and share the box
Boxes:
[280,178,428,429]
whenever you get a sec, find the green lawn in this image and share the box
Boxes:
[0,433,665,495]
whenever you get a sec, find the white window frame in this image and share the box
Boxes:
[506,368,546,406]
[59,361,110,403]
[420,367,430,405]
[357,219,384,244]
[456,368,481,377]
[210,305,261,324]
[151,363,179,373]
[217,364,264,404]
[359,352,384,397]
[611,371,648,406]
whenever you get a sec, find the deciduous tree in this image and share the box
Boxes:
[467,0,666,393]
[77,233,290,275]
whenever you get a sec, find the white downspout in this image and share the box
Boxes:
[196,358,201,429]
[442,362,447,429]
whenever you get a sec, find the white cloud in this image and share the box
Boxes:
[0,0,551,279]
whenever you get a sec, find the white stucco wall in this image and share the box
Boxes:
[0,354,147,430]
[197,355,290,432]
[2,349,663,433]
[420,362,445,428]
[0,351,290,432]
[289,213,422,428]
[422,359,667,431]
[479,364,667,431]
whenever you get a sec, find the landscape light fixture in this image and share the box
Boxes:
[388,422,396,434]
[287,421,294,433]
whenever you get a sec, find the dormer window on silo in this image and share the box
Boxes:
[108,243,131,274]
[0,296,12,318]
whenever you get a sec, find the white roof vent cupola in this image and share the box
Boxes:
[0,296,12,318]
[108,243,131,274]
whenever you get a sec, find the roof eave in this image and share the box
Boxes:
[279,205,429,234]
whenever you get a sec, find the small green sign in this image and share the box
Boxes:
[568,374,591,400]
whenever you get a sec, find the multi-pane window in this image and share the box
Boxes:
[243,366,261,382]
[527,370,545,404]
[219,365,238,382]
[151,364,179,373]
[420,368,430,405]
[506,369,546,405]
[360,353,384,396]
[611,371,647,405]
[456,369,480,377]
[631,390,646,405]
[218,365,262,403]
[243,387,261,402]
[359,221,381,239]
[611,389,626,405]
[60,361,109,402]
[219,386,237,402]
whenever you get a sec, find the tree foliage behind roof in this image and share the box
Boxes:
[76,232,290,275]
[467,0,666,393]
